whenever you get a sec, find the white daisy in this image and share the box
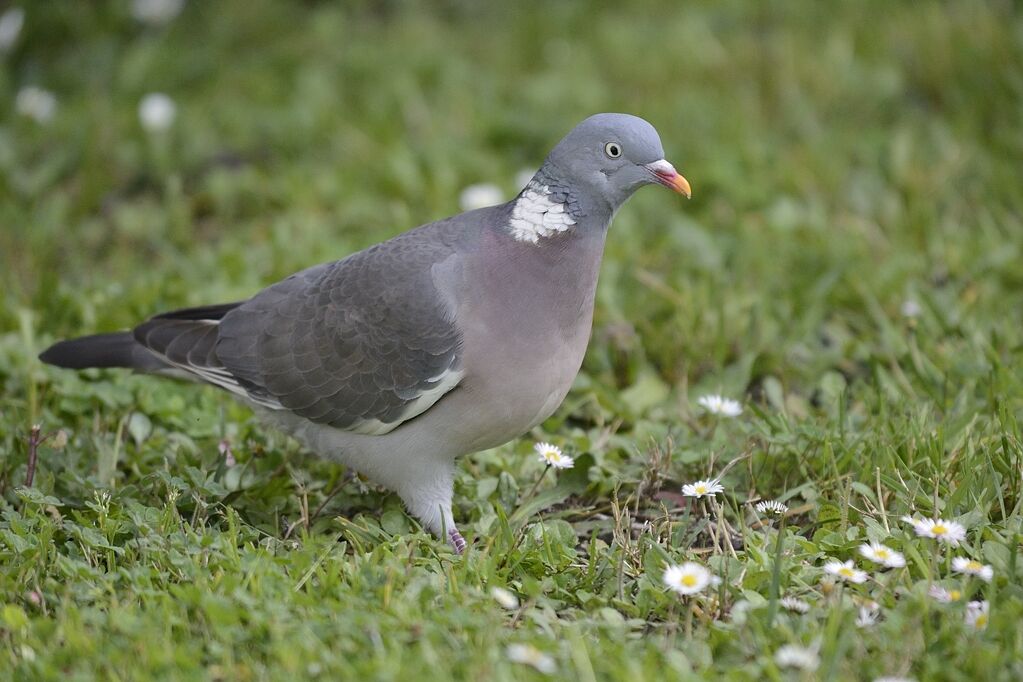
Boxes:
[927,585,962,603]
[15,86,57,123]
[506,644,556,674]
[459,183,503,211]
[139,93,177,133]
[823,559,868,584]
[697,394,743,417]
[901,516,966,545]
[0,7,24,52]
[779,596,810,614]
[755,499,788,516]
[490,586,519,610]
[775,643,820,671]
[965,601,989,630]
[534,442,573,469]
[858,542,906,568]
[951,557,993,582]
[681,479,724,498]
[662,562,712,596]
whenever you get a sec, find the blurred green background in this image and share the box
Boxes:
[2,1,1023,679]
[5,0,1020,395]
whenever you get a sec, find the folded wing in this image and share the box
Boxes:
[133,226,465,435]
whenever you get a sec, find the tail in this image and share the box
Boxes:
[39,332,169,371]
[39,302,243,374]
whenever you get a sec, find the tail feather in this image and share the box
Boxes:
[39,332,168,371]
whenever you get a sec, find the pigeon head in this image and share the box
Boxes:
[544,113,691,211]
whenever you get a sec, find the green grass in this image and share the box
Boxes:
[2,1,1023,679]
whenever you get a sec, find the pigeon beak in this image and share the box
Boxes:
[645,159,692,198]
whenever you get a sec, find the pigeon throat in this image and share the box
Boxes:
[506,179,578,244]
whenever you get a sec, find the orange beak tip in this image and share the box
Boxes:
[645,159,692,199]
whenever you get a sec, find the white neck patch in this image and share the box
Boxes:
[507,182,576,244]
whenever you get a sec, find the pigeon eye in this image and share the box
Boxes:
[604,142,622,159]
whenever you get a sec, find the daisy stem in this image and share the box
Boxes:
[677,500,692,550]
[525,465,551,502]
[703,499,720,554]
[766,515,786,627]
[685,599,694,640]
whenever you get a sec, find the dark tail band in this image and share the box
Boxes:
[39,332,165,371]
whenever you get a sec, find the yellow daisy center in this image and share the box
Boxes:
[695,485,707,494]
[949,590,962,601]
[932,524,948,535]
[876,549,889,559]
[839,567,855,578]
[680,574,698,587]
[966,561,982,571]
[974,614,988,628]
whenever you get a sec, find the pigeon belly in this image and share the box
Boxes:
[445,227,607,452]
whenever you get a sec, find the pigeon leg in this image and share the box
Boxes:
[395,459,465,550]
[448,528,468,554]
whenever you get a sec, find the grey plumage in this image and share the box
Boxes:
[40,113,690,552]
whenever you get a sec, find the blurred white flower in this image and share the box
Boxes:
[16,86,57,123]
[875,677,916,682]
[859,542,906,568]
[824,559,868,584]
[901,516,966,546]
[697,394,742,417]
[755,499,788,516]
[730,599,755,624]
[218,439,236,467]
[506,644,555,674]
[775,643,820,671]
[132,0,184,25]
[490,586,519,610]
[663,562,712,596]
[856,604,879,628]
[779,596,810,613]
[965,600,989,630]
[951,557,993,582]
[0,7,24,52]
[534,442,573,469]
[900,299,922,318]
[459,183,503,211]
[51,429,69,450]
[927,585,962,603]
[515,168,536,189]
[139,93,177,132]
[682,479,723,498]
